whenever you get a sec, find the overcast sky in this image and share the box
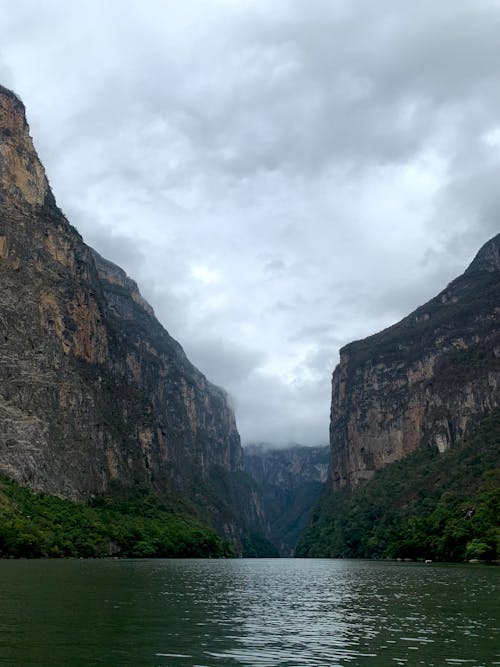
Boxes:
[1,1,499,446]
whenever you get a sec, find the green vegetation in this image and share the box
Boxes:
[181,466,280,558]
[241,531,280,558]
[0,480,234,559]
[297,410,499,562]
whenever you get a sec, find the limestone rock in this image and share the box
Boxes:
[0,85,258,547]
[328,233,500,491]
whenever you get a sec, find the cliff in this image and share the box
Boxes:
[0,85,264,550]
[297,236,499,561]
[328,234,500,491]
[243,444,329,555]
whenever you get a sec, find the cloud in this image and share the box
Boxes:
[184,337,265,388]
[1,0,498,445]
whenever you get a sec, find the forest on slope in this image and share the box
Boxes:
[0,478,235,559]
[297,409,499,561]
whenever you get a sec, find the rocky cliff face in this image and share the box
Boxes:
[243,444,329,555]
[328,234,500,491]
[0,85,258,546]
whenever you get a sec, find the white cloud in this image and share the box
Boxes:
[1,0,498,445]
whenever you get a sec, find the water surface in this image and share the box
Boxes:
[0,558,497,666]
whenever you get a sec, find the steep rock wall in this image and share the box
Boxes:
[0,85,256,544]
[328,234,500,491]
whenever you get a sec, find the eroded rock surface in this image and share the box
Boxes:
[0,85,261,547]
[328,233,500,491]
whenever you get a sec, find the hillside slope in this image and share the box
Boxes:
[297,409,499,560]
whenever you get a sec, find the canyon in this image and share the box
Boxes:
[1,84,498,560]
[243,444,329,555]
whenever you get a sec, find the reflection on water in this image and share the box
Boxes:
[0,558,497,666]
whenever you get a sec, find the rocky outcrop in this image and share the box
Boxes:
[243,444,329,555]
[0,85,260,548]
[328,234,500,491]
[0,86,53,211]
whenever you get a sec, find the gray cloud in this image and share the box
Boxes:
[0,0,498,445]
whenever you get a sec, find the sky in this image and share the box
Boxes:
[0,1,499,446]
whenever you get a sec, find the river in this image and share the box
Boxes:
[0,558,497,666]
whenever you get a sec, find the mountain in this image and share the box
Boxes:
[328,233,499,490]
[298,234,499,560]
[243,444,329,556]
[0,84,268,554]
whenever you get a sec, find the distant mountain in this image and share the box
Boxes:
[298,234,499,560]
[0,84,269,555]
[243,444,329,556]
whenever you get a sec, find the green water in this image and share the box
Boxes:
[0,558,497,666]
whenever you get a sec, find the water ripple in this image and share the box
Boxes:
[0,558,498,666]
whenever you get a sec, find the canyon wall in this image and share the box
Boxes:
[328,233,500,491]
[0,85,262,546]
[243,444,329,555]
